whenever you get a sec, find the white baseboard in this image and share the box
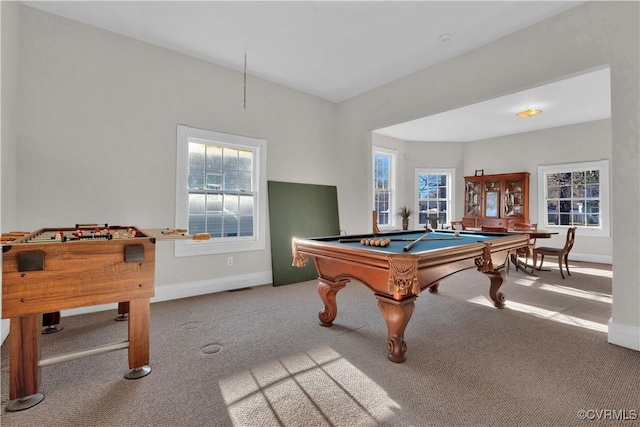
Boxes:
[151,270,273,304]
[608,320,640,351]
[569,252,612,264]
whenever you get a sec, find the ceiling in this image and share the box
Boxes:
[375,67,611,142]
[22,1,610,142]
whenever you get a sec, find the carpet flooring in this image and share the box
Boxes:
[2,260,638,426]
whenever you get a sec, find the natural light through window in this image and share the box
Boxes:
[538,284,612,303]
[218,346,401,426]
[175,125,267,256]
[464,263,611,332]
[537,160,610,237]
[373,147,397,229]
[415,168,454,228]
[466,296,608,332]
[510,277,612,303]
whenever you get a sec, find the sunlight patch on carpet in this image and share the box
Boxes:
[218,346,401,426]
[510,276,540,287]
[567,265,612,278]
[466,295,608,332]
[538,283,611,303]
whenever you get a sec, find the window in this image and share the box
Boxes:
[175,125,267,256]
[415,169,455,228]
[538,160,609,237]
[373,147,397,228]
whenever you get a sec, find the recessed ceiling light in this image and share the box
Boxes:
[438,33,452,42]
[516,108,542,117]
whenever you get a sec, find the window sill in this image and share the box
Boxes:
[544,225,610,238]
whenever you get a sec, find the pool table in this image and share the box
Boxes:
[292,229,529,363]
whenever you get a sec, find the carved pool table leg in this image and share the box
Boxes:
[375,295,416,363]
[317,279,348,326]
[484,269,507,308]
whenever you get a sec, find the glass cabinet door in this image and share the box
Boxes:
[483,180,501,218]
[465,180,481,216]
[504,179,525,218]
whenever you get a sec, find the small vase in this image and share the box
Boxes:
[402,219,409,230]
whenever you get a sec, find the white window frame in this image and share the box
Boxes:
[175,125,267,257]
[414,168,455,229]
[372,146,398,230]
[537,160,610,237]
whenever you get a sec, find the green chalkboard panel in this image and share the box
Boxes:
[268,181,340,286]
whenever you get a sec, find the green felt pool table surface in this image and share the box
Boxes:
[328,229,500,253]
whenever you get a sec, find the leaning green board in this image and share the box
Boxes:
[268,181,340,286]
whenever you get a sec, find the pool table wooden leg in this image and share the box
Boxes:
[427,281,440,293]
[484,269,507,308]
[317,279,348,326]
[376,295,416,363]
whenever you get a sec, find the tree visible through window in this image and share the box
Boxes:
[538,160,609,236]
[545,170,600,226]
[416,170,453,227]
[373,148,396,227]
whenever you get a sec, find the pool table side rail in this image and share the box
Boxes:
[292,233,528,269]
[292,233,529,299]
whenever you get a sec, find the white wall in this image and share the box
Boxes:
[336,2,639,350]
[1,0,21,343]
[13,5,337,297]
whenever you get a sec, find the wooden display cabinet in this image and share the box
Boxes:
[462,172,530,229]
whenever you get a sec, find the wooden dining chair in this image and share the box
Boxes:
[426,216,439,230]
[450,220,466,230]
[532,227,576,279]
[512,222,538,273]
[372,211,380,234]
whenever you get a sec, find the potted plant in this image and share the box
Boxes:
[398,206,413,230]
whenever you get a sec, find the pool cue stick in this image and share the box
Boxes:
[404,231,432,252]
[339,236,461,243]
[397,237,461,241]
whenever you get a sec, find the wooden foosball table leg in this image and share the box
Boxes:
[115,301,129,321]
[6,314,45,412]
[124,298,151,379]
[41,311,63,334]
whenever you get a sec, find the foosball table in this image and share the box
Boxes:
[1,224,156,411]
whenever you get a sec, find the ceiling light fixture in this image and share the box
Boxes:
[516,108,542,117]
[438,33,452,43]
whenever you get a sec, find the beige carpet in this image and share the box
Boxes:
[2,261,639,426]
